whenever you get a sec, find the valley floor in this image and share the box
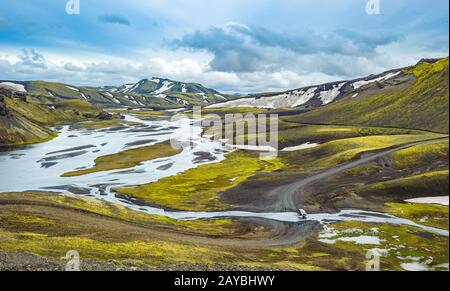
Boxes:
[0,109,448,271]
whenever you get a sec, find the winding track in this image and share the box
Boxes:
[271,136,449,212]
[2,136,447,248]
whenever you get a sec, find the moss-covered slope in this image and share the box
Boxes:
[288,58,449,133]
[0,89,105,146]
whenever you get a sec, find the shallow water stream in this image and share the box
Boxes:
[0,115,448,237]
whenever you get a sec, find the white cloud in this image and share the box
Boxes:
[0,39,447,94]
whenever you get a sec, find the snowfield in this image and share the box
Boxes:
[65,85,79,92]
[352,71,401,90]
[319,83,345,105]
[207,85,335,109]
[208,69,403,109]
[0,82,27,93]
[154,80,174,94]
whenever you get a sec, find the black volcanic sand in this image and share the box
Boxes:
[38,150,88,163]
[42,185,92,195]
[193,151,217,164]
[40,162,58,168]
[125,139,157,147]
[112,169,146,175]
[46,145,96,155]
[156,162,174,171]
[221,139,450,214]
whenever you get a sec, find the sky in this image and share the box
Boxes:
[0,0,448,93]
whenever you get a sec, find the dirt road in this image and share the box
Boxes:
[270,137,449,212]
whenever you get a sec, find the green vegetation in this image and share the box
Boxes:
[387,202,449,230]
[289,58,449,133]
[320,220,449,271]
[281,134,441,172]
[390,139,449,169]
[366,170,449,197]
[0,192,252,268]
[27,81,84,100]
[62,141,182,177]
[0,192,447,270]
[4,98,101,126]
[118,151,284,211]
[0,192,239,237]
[0,114,58,146]
[276,124,425,148]
[0,93,106,145]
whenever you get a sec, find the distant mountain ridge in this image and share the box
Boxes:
[0,77,230,109]
[112,77,221,96]
[286,57,449,133]
[207,58,446,110]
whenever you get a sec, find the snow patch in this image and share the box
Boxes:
[226,144,277,152]
[405,196,449,206]
[281,142,319,152]
[207,87,319,109]
[319,83,345,105]
[0,82,27,93]
[214,94,227,100]
[401,262,428,271]
[65,85,79,92]
[352,71,401,90]
[154,80,174,94]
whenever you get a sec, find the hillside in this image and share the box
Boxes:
[0,88,107,146]
[0,89,56,145]
[0,78,230,109]
[286,58,449,133]
[207,67,408,109]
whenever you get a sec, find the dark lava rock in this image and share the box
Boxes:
[38,150,88,162]
[43,185,91,195]
[156,162,174,171]
[193,151,217,164]
[0,89,10,116]
[46,145,96,155]
[97,111,114,120]
[40,162,58,168]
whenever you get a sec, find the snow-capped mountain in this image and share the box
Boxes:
[207,68,407,109]
[111,78,221,96]
[102,77,229,106]
[0,77,232,108]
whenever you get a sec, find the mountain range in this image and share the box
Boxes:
[0,57,448,146]
[0,77,231,109]
[208,57,449,133]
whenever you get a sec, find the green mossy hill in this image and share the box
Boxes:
[387,202,449,230]
[390,139,449,169]
[0,192,447,270]
[364,170,449,200]
[62,140,183,177]
[289,58,449,133]
[0,89,109,146]
[117,151,284,211]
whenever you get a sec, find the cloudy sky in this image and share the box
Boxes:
[0,0,448,93]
